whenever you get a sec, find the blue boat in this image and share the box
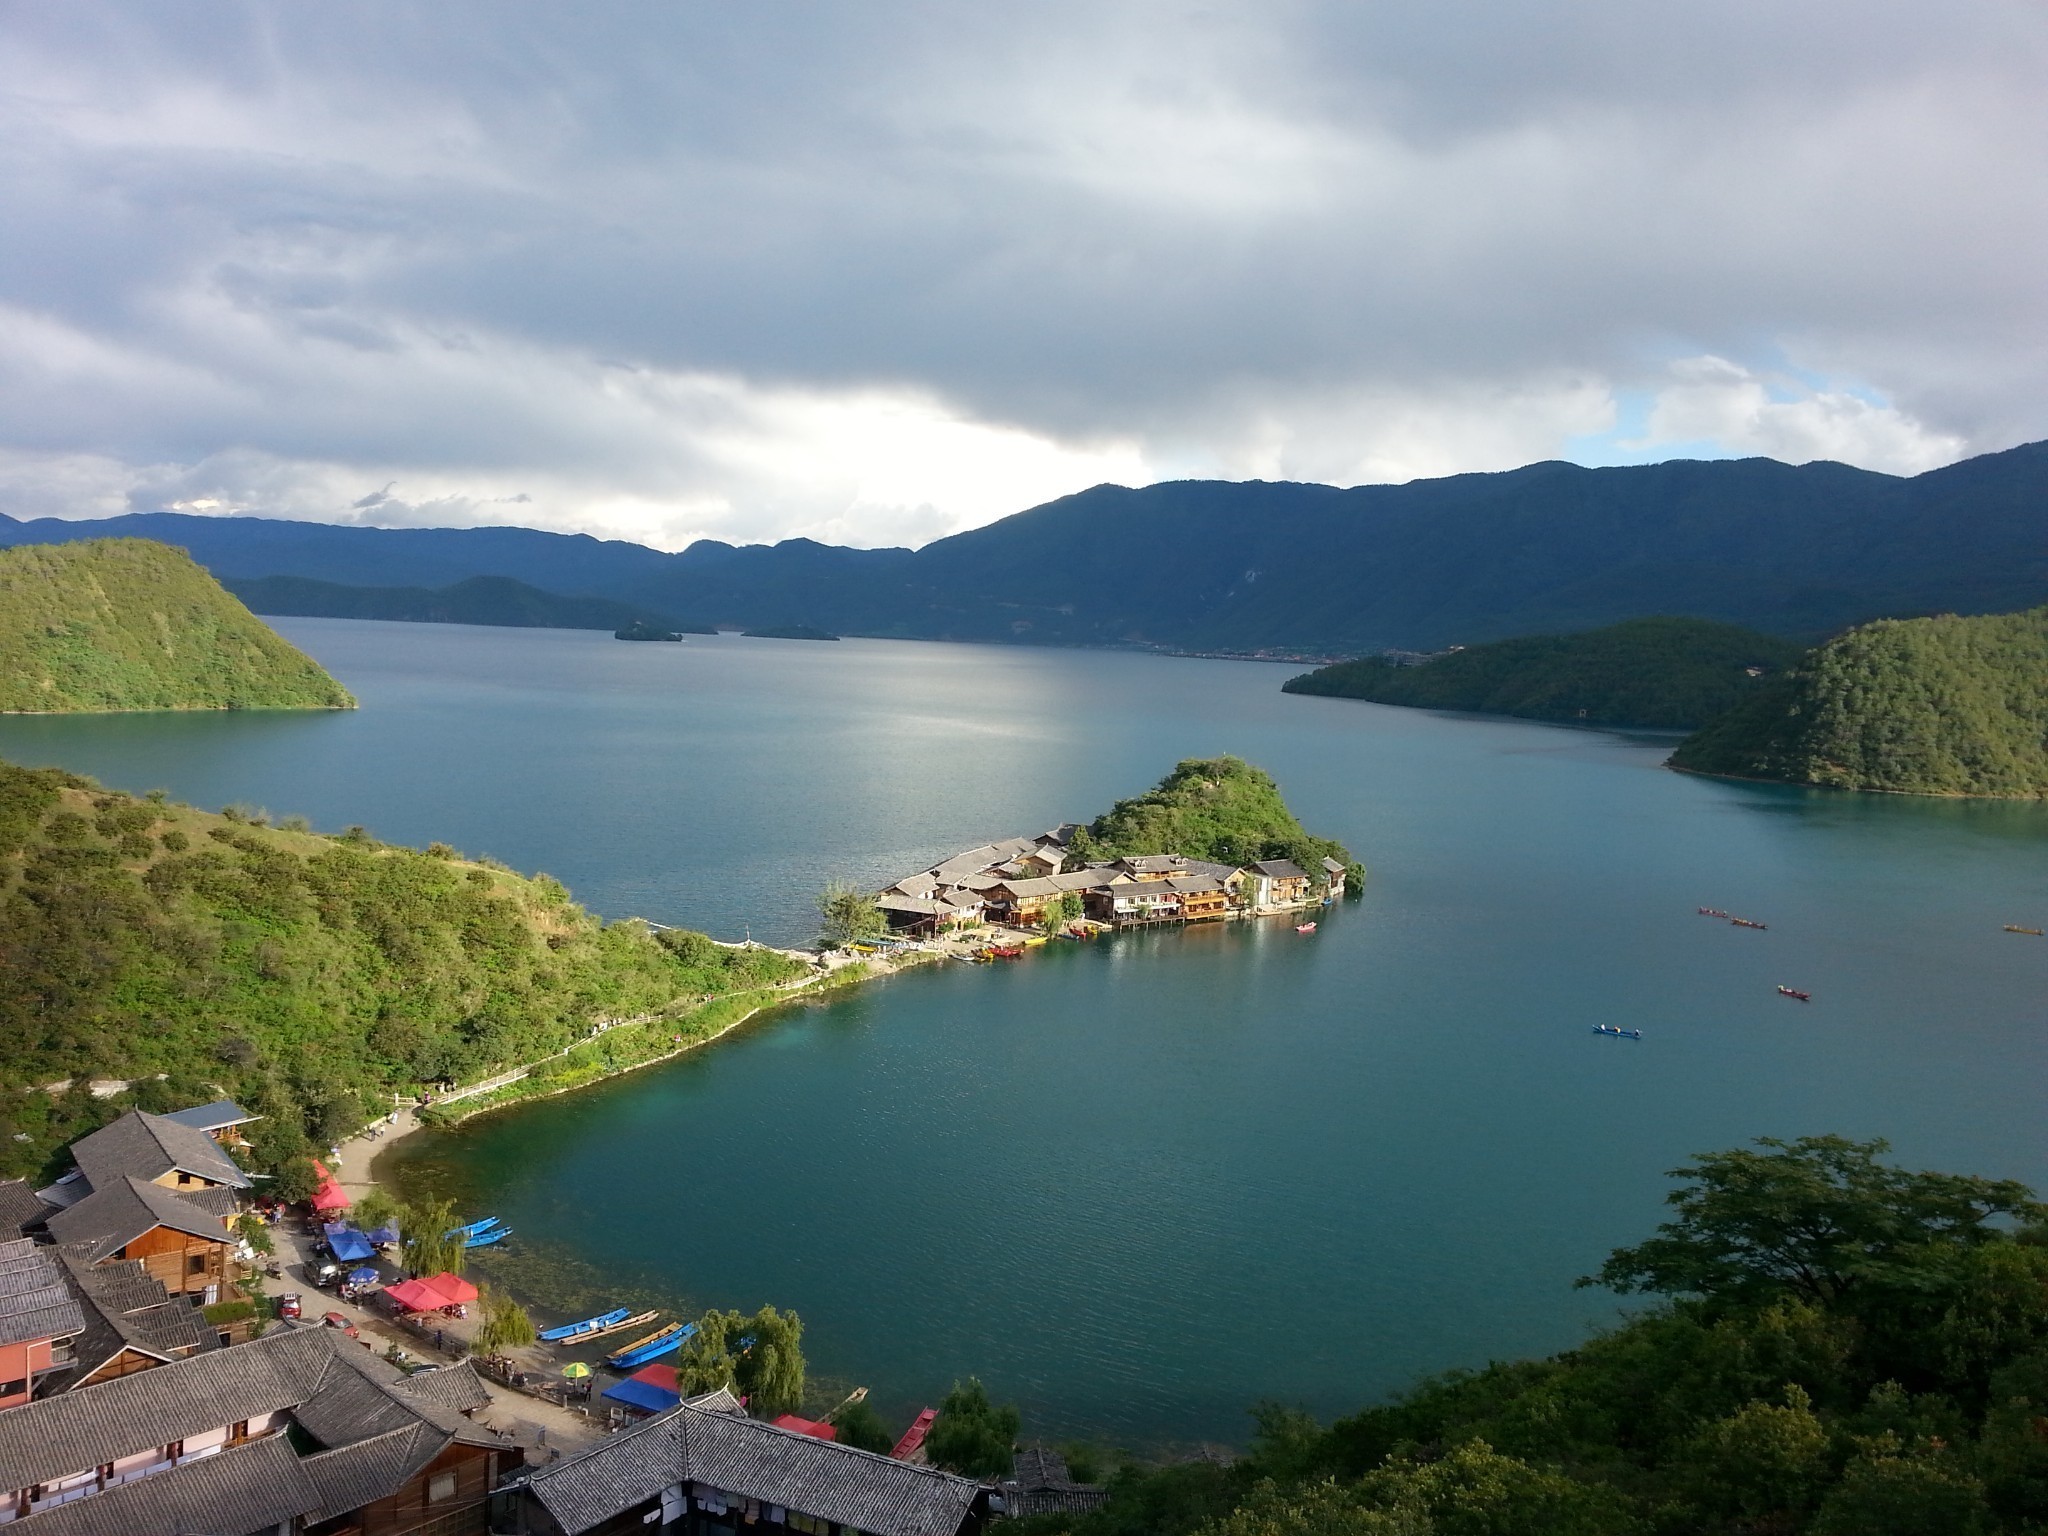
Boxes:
[538,1307,633,1343]
[606,1320,697,1370]
[442,1216,502,1240]
[464,1227,512,1249]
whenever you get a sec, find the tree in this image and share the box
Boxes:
[831,1398,896,1455]
[1584,1135,2043,1310]
[673,1305,806,1416]
[924,1377,1021,1479]
[818,882,886,947]
[472,1285,537,1354]
[352,1186,402,1235]
[1812,1438,1990,1536]
[272,1155,320,1205]
[674,1308,745,1396]
[400,1195,466,1277]
[234,1213,274,1257]
[1040,891,1084,934]
[1194,1478,1425,1536]
[1678,1386,1829,1525]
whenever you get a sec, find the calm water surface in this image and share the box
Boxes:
[4,619,2046,1445]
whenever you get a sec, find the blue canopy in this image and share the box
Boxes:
[600,1377,680,1415]
[348,1266,380,1283]
[325,1226,375,1263]
[366,1225,401,1245]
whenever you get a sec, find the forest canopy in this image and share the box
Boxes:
[1070,757,1360,887]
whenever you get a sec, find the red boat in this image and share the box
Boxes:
[1697,907,1729,917]
[985,945,1024,960]
[1776,986,1811,1002]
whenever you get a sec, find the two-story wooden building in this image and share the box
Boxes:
[45,1177,238,1306]
[0,1242,84,1410]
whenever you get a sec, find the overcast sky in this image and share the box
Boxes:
[1,3,2042,550]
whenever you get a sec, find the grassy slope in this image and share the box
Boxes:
[1671,606,2048,796]
[1072,756,1362,885]
[0,758,807,1180]
[0,539,353,712]
[1282,617,1807,730]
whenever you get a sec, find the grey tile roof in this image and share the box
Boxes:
[158,1100,259,1134]
[71,1111,250,1192]
[303,1422,446,1518]
[179,1186,242,1222]
[4,1431,320,1536]
[1322,857,1347,873]
[0,1239,84,1348]
[524,1402,985,1536]
[55,1248,216,1384]
[1250,859,1309,880]
[394,1358,492,1415]
[0,1180,51,1242]
[45,1177,233,1263]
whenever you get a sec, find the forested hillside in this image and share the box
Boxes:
[1070,757,1360,885]
[1671,606,2048,796]
[5,440,2046,653]
[1283,618,1805,729]
[225,573,713,634]
[0,539,352,712]
[1034,1138,2048,1536]
[0,759,806,1183]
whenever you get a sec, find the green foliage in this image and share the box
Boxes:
[234,1213,274,1257]
[225,572,717,635]
[1052,1137,2048,1536]
[832,1398,897,1455]
[201,1298,258,1326]
[1671,604,2048,796]
[0,539,354,712]
[674,1305,808,1416]
[1282,617,1804,730]
[472,1285,539,1354]
[1076,757,1361,888]
[818,881,887,946]
[926,1377,1022,1479]
[0,759,804,1180]
[400,1196,467,1279]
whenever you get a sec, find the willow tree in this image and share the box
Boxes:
[674,1305,806,1416]
[399,1195,466,1277]
[472,1285,537,1354]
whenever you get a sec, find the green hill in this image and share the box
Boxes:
[1071,756,1361,886]
[226,572,715,635]
[1282,617,1806,729]
[0,759,807,1183]
[1671,606,2048,796]
[0,539,352,712]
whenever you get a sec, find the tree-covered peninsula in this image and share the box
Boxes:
[1282,617,1805,730]
[1671,605,2048,796]
[1032,1137,2048,1536]
[1068,756,1361,887]
[0,757,807,1185]
[0,538,353,712]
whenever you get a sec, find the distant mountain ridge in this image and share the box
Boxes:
[223,573,713,634]
[6,440,2046,652]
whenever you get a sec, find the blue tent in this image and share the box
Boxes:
[366,1224,401,1245]
[600,1374,680,1416]
[348,1266,380,1284]
[324,1224,375,1263]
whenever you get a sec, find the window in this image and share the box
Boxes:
[0,1381,23,1400]
[186,1254,207,1275]
[427,1471,458,1504]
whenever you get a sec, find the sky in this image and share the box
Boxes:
[1,2,2043,551]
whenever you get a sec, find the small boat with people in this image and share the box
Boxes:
[538,1306,633,1343]
[1729,917,1767,930]
[1776,986,1812,1002]
[442,1217,501,1240]
[2004,925,2044,936]
[1592,1025,1643,1039]
[464,1227,512,1249]
[1295,922,1317,934]
[606,1320,698,1371]
[984,944,1024,960]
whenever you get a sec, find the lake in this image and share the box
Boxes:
[5,618,2046,1446]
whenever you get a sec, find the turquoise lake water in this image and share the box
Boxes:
[4,618,2047,1446]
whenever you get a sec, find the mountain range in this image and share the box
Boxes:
[5,441,2045,653]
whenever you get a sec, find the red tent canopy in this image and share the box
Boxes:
[310,1181,350,1213]
[628,1364,678,1392]
[774,1414,839,1442]
[383,1278,444,1312]
[425,1272,477,1304]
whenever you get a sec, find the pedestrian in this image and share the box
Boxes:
[537,1425,547,1449]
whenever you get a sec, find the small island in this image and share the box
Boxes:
[1282,616,1803,730]
[0,538,354,713]
[741,624,841,641]
[852,756,1360,944]
[614,617,686,642]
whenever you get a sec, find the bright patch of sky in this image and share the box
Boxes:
[0,3,2040,548]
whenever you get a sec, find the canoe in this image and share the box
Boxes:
[607,1320,698,1371]
[464,1228,512,1248]
[442,1217,502,1240]
[538,1306,633,1343]
[581,1308,661,1342]
[2005,925,2044,936]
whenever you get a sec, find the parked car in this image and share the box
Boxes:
[321,1311,359,1338]
[276,1293,302,1320]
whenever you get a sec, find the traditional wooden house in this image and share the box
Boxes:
[0,1242,84,1410]
[0,1325,508,1535]
[159,1100,262,1152]
[1161,876,1231,921]
[984,869,1111,927]
[496,1396,992,1536]
[68,1110,254,1200]
[1246,859,1312,908]
[1320,857,1347,898]
[45,1177,239,1304]
[49,1245,220,1391]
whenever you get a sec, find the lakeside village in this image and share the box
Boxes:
[0,1093,1113,1536]
[0,825,1350,1536]
[864,824,1348,955]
